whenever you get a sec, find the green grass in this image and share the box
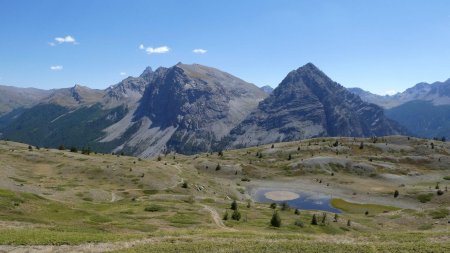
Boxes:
[330,199,399,214]
[443,176,450,180]
[112,240,450,253]
[0,228,138,245]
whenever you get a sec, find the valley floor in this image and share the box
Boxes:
[0,136,449,252]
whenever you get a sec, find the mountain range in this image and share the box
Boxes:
[0,62,420,157]
[348,79,450,139]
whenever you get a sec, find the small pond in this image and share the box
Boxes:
[251,188,342,213]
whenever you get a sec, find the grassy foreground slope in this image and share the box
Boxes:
[0,136,449,252]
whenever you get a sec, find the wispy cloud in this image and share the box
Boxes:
[49,35,77,46]
[120,72,127,76]
[384,90,397,96]
[139,44,170,54]
[50,65,63,71]
[193,48,207,54]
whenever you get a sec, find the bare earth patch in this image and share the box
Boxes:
[264,191,299,201]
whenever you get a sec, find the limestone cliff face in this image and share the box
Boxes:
[118,63,267,156]
[227,63,406,148]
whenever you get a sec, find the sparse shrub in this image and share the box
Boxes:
[430,143,434,149]
[435,183,440,189]
[394,190,399,198]
[294,220,304,227]
[365,211,369,216]
[28,145,32,151]
[437,190,444,196]
[58,144,65,150]
[231,200,238,210]
[281,202,290,211]
[231,209,241,221]
[270,211,281,227]
[294,209,300,215]
[288,154,292,160]
[347,219,351,227]
[216,163,221,171]
[417,193,433,203]
[311,214,318,225]
[246,200,251,208]
[270,202,277,209]
[333,213,339,222]
[258,152,263,159]
[218,150,224,156]
[70,147,78,153]
[429,208,449,219]
[359,142,364,149]
[144,204,165,212]
[241,177,251,182]
[157,156,162,161]
[443,176,450,180]
[223,210,229,221]
[181,181,188,188]
[271,144,274,148]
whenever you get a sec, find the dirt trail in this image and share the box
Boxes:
[201,204,236,231]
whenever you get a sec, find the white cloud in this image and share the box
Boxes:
[145,46,170,54]
[50,35,77,46]
[120,72,127,76]
[138,44,170,54]
[193,48,207,54]
[50,65,63,71]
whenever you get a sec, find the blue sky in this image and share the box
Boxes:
[0,0,449,95]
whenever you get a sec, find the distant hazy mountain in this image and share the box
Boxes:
[260,85,274,94]
[349,79,450,109]
[348,79,450,139]
[227,63,405,148]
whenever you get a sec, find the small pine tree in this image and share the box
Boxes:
[271,144,274,148]
[311,214,318,225]
[70,147,78,153]
[270,211,281,227]
[333,140,339,147]
[246,200,251,208]
[216,163,221,171]
[321,213,327,224]
[294,209,300,215]
[231,200,238,210]
[435,183,440,190]
[58,144,65,150]
[157,155,162,161]
[28,145,32,151]
[347,219,351,227]
[223,210,229,221]
[359,142,364,149]
[431,143,434,149]
[231,209,241,221]
[181,181,188,188]
[297,146,300,151]
[334,213,339,222]
[218,150,224,156]
[288,154,292,160]
[258,152,263,159]
[270,203,277,209]
[365,210,369,216]
[281,202,289,211]
[394,190,399,198]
